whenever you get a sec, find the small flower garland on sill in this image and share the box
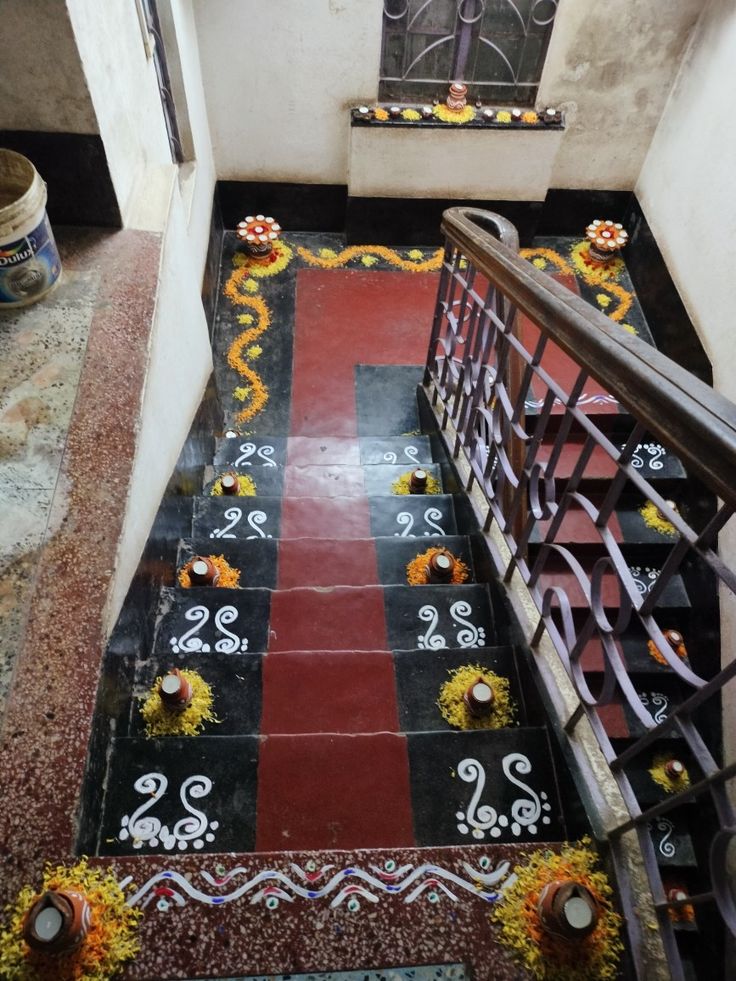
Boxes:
[352,104,561,128]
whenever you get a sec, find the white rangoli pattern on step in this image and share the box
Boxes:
[118,773,218,851]
[210,506,242,538]
[455,754,551,840]
[169,604,248,654]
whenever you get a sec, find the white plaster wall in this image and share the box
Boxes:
[635,0,736,401]
[66,0,172,221]
[537,0,702,190]
[107,185,213,626]
[0,0,98,133]
[193,0,383,184]
[349,126,563,200]
[167,0,217,279]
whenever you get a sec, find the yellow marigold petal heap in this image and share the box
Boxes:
[391,471,442,495]
[140,669,219,738]
[211,474,257,497]
[0,860,142,981]
[178,555,241,589]
[401,108,421,121]
[491,839,624,981]
[231,239,293,278]
[438,663,516,730]
[296,244,443,273]
[496,110,512,123]
[639,500,677,537]
[570,240,626,284]
[433,103,476,124]
[649,754,691,793]
[373,107,389,121]
[406,546,469,586]
[522,110,539,124]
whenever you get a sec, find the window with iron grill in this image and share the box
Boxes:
[380,0,558,106]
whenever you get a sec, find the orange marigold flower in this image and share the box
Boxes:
[178,554,241,589]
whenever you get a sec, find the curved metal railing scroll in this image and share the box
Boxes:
[424,206,736,980]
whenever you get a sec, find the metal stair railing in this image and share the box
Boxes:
[423,206,736,980]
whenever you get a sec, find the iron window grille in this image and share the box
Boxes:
[380,0,558,106]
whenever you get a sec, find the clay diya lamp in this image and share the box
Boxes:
[464,678,495,718]
[663,629,687,659]
[537,879,600,941]
[426,550,455,584]
[585,220,629,262]
[224,429,239,438]
[409,468,428,494]
[159,668,194,713]
[446,81,468,111]
[543,107,561,125]
[220,472,240,496]
[23,889,91,954]
[421,105,433,119]
[664,758,686,781]
[389,105,402,118]
[355,105,372,122]
[188,556,220,587]
[236,214,281,258]
[482,108,495,122]
[511,108,523,123]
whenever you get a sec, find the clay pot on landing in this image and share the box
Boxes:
[23,889,91,954]
[446,82,468,111]
[220,473,240,496]
[464,678,494,717]
[537,879,600,941]
[159,668,194,713]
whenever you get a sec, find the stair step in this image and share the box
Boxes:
[586,672,683,739]
[369,493,457,538]
[269,586,388,651]
[393,645,525,731]
[383,583,494,652]
[277,538,379,588]
[152,586,271,656]
[535,437,685,485]
[579,630,694,675]
[407,726,566,845]
[362,463,443,496]
[355,364,422,436]
[359,435,433,465]
[193,495,281,541]
[612,737,696,807]
[536,561,690,609]
[213,434,287,468]
[179,538,278,589]
[280,495,373,538]
[530,505,685,548]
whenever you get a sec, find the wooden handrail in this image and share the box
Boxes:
[441,207,736,508]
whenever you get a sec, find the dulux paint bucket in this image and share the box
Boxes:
[0,149,62,308]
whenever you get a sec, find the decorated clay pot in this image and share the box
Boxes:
[409,468,428,494]
[585,220,629,262]
[464,678,494,717]
[23,889,91,954]
[237,214,281,258]
[537,879,600,940]
[159,669,194,712]
[188,556,220,587]
[426,550,455,584]
[446,82,468,111]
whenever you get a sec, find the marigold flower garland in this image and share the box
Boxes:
[490,839,624,981]
[296,244,443,273]
[438,663,516,730]
[406,546,469,585]
[647,638,688,667]
[140,669,219,738]
[178,555,241,589]
[0,860,141,981]
[223,293,270,424]
[210,473,257,496]
[391,471,441,495]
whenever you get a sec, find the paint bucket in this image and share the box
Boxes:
[0,149,62,308]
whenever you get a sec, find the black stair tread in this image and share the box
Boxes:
[362,462,443,496]
[529,505,686,547]
[213,434,287,468]
[645,812,697,868]
[177,538,278,589]
[369,494,457,538]
[359,435,433,465]
[407,726,567,846]
[192,495,282,541]
[533,433,686,483]
[536,560,690,609]
[383,583,495,652]
[375,534,475,586]
[583,671,683,740]
[393,645,525,731]
[610,737,697,807]
[152,586,271,656]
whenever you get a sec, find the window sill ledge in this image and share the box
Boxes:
[350,107,564,132]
